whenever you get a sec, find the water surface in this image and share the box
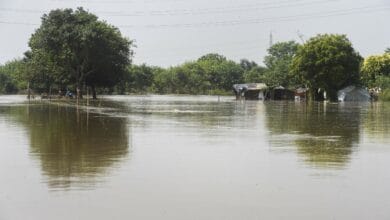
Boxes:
[0,95,389,219]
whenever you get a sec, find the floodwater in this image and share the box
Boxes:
[0,95,389,220]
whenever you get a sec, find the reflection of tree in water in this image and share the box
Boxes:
[265,102,361,168]
[10,104,130,190]
[364,102,390,142]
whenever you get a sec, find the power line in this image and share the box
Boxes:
[0,21,38,26]
[0,5,389,29]
[102,0,340,16]
[0,0,339,16]
[117,5,390,28]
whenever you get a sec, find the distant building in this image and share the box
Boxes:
[337,86,371,102]
[233,83,267,100]
[268,86,295,100]
[233,83,295,101]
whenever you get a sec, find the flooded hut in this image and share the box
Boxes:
[267,86,295,100]
[233,83,267,100]
[337,86,371,102]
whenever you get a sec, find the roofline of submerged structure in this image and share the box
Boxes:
[233,83,299,101]
[233,83,268,100]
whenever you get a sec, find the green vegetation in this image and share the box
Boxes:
[361,53,390,101]
[27,7,132,99]
[0,59,27,94]
[263,41,300,88]
[291,34,362,101]
[1,8,390,101]
[379,89,390,101]
[361,53,390,88]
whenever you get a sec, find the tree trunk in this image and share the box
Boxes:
[326,89,338,102]
[27,82,31,100]
[76,82,83,99]
[307,89,316,102]
[91,85,97,100]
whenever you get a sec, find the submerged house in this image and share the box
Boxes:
[337,86,371,102]
[233,83,267,100]
[267,86,295,100]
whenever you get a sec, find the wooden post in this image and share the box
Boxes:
[27,82,31,101]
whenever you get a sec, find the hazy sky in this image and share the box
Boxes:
[0,0,389,67]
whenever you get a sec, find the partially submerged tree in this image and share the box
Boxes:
[290,34,362,101]
[28,7,133,99]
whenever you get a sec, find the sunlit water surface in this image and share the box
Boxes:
[0,95,389,220]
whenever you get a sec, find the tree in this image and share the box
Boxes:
[243,66,267,83]
[197,53,243,91]
[0,72,17,94]
[24,50,67,94]
[28,8,133,99]
[125,64,157,93]
[0,59,28,94]
[263,41,299,88]
[290,34,362,101]
[361,53,390,89]
[240,59,258,71]
[385,48,390,54]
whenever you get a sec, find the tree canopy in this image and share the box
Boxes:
[290,34,362,101]
[0,60,27,94]
[150,53,243,95]
[28,7,133,98]
[361,53,390,89]
[263,41,300,88]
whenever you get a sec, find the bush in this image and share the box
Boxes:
[379,89,390,101]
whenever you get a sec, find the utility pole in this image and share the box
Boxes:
[297,30,305,44]
[269,31,273,48]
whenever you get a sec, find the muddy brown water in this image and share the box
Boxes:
[0,95,389,219]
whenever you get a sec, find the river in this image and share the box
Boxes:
[0,95,389,219]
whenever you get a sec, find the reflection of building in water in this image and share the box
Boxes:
[10,104,130,190]
[265,102,361,169]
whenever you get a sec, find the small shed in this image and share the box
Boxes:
[337,86,371,102]
[268,86,295,100]
[233,83,267,100]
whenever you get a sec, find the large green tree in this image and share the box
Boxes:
[263,41,299,88]
[290,34,362,101]
[28,8,133,98]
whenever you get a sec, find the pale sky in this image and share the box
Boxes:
[0,0,389,67]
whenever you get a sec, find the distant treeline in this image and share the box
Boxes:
[0,8,390,101]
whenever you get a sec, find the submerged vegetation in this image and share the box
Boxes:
[0,8,389,101]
